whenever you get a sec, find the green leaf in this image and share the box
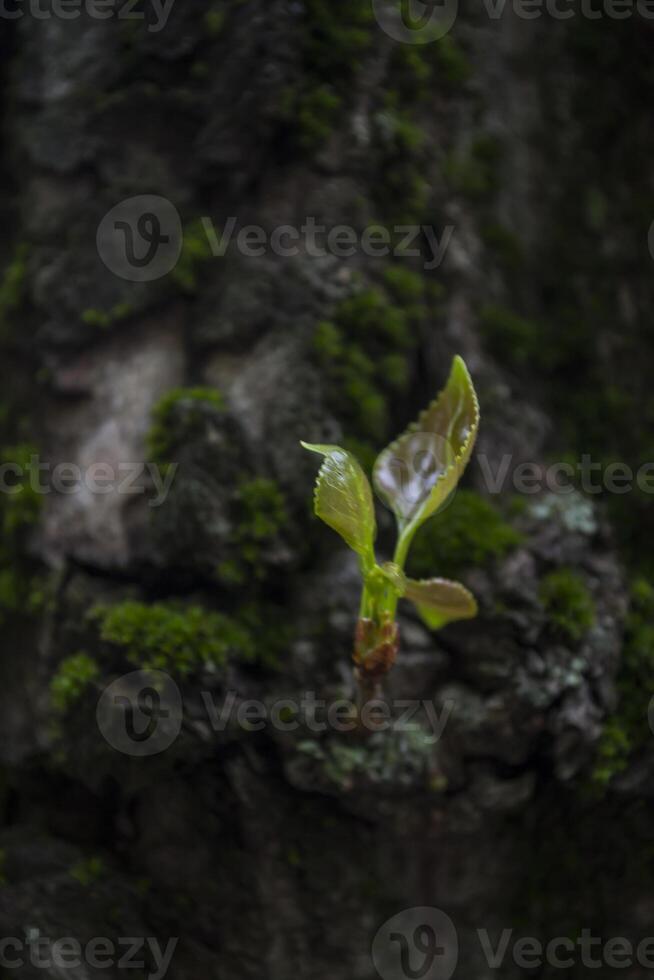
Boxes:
[301,443,376,568]
[404,577,478,630]
[372,355,479,536]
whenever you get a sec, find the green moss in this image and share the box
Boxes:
[302,0,372,73]
[276,0,373,153]
[0,250,45,625]
[237,478,287,541]
[392,46,432,89]
[296,86,342,151]
[51,653,100,712]
[236,602,292,670]
[95,600,255,675]
[70,856,105,887]
[0,244,28,336]
[313,320,342,360]
[480,223,525,270]
[372,110,431,225]
[426,281,446,303]
[191,61,210,80]
[147,387,225,466]
[591,579,654,788]
[94,597,286,674]
[539,569,595,642]
[148,390,289,592]
[345,380,386,439]
[591,717,632,788]
[204,7,226,35]
[479,304,540,367]
[0,445,42,538]
[376,39,469,222]
[0,569,23,616]
[171,219,214,293]
[584,186,608,231]
[335,290,413,348]
[509,22,654,581]
[215,559,246,586]
[444,136,502,201]
[313,318,387,441]
[313,281,436,442]
[434,35,472,85]
[81,303,133,329]
[379,353,409,391]
[0,567,44,624]
[408,490,523,580]
[0,445,44,624]
[390,35,470,91]
[81,309,106,328]
[216,478,289,586]
[392,115,424,152]
[383,266,425,305]
[314,321,388,438]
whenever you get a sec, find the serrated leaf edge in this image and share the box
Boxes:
[301,441,376,564]
[373,355,480,528]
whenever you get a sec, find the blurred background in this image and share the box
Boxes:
[1,1,654,977]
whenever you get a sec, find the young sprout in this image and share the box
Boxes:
[302,355,480,704]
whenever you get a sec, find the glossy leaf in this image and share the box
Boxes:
[301,443,376,567]
[404,577,478,630]
[373,356,479,535]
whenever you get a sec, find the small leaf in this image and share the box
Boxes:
[404,577,478,630]
[301,443,376,568]
[373,355,479,535]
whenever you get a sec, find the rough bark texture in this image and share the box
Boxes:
[1,4,654,979]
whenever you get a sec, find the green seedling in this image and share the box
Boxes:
[302,355,480,702]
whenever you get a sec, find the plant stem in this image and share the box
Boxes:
[387,522,417,620]
[354,525,415,717]
[355,673,383,734]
